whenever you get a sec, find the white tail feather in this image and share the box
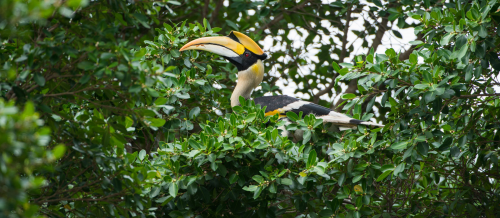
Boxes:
[318,115,385,128]
[359,121,385,127]
[339,126,356,131]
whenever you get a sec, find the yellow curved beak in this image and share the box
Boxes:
[180,31,266,57]
[179,36,246,57]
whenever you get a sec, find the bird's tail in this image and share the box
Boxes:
[318,115,384,131]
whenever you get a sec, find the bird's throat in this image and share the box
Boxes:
[230,60,264,107]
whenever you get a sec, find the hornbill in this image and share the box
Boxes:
[180,31,384,133]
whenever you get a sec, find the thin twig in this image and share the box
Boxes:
[312,5,353,103]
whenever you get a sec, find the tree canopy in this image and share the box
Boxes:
[1,0,500,217]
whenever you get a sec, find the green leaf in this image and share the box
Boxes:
[206,65,212,75]
[170,50,180,58]
[441,33,454,45]
[385,48,396,58]
[392,30,403,39]
[390,141,408,150]
[134,48,147,58]
[388,13,399,21]
[424,91,436,103]
[189,107,200,119]
[286,111,299,122]
[414,83,430,89]
[59,7,74,18]
[338,173,346,186]
[352,175,363,183]
[203,18,208,30]
[269,183,277,193]
[245,113,256,123]
[339,63,354,68]
[332,61,341,72]
[133,12,150,28]
[15,55,27,62]
[52,144,66,159]
[302,130,312,144]
[376,170,393,182]
[450,146,460,157]
[417,143,429,156]
[281,178,293,186]
[252,175,264,183]
[353,211,361,218]
[456,44,469,60]
[307,149,317,168]
[423,71,432,83]
[148,88,160,97]
[129,85,141,93]
[155,196,173,204]
[175,92,190,99]
[225,20,239,30]
[22,101,34,116]
[380,164,395,172]
[243,185,258,191]
[77,61,94,70]
[478,25,487,38]
[409,40,423,45]
[79,75,91,84]
[155,97,168,105]
[188,139,202,149]
[169,182,178,197]
[439,137,453,151]
[184,58,192,68]
[148,118,166,127]
[139,149,146,161]
[409,53,418,64]
[338,68,349,76]
[253,186,263,199]
[458,136,467,147]
[393,163,406,175]
[366,96,376,113]
[229,174,239,184]
[165,66,176,72]
[341,93,356,99]
[34,73,45,86]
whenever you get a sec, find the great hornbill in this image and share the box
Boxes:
[180,31,384,133]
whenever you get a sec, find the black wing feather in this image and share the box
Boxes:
[254,95,330,116]
[291,103,331,116]
[254,95,299,112]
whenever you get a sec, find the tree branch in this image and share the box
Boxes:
[331,12,389,111]
[339,7,354,62]
[44,86,111,97]
[254,0,310,33]
[399,34,423,61]
[202,0,210,20]
[368,16,389,53]
[459,93,500,98]
[312,5,353,103]
[208,0,224,26]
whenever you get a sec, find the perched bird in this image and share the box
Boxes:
[179,31,384,134]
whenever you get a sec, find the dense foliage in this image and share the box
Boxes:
[1,0,500,217]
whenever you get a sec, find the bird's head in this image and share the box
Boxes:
[181,31,267,106]
[179,31,267,72]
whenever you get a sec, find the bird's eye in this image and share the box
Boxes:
[245,53,250,57]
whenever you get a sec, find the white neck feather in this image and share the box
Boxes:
[231,60,264,107]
